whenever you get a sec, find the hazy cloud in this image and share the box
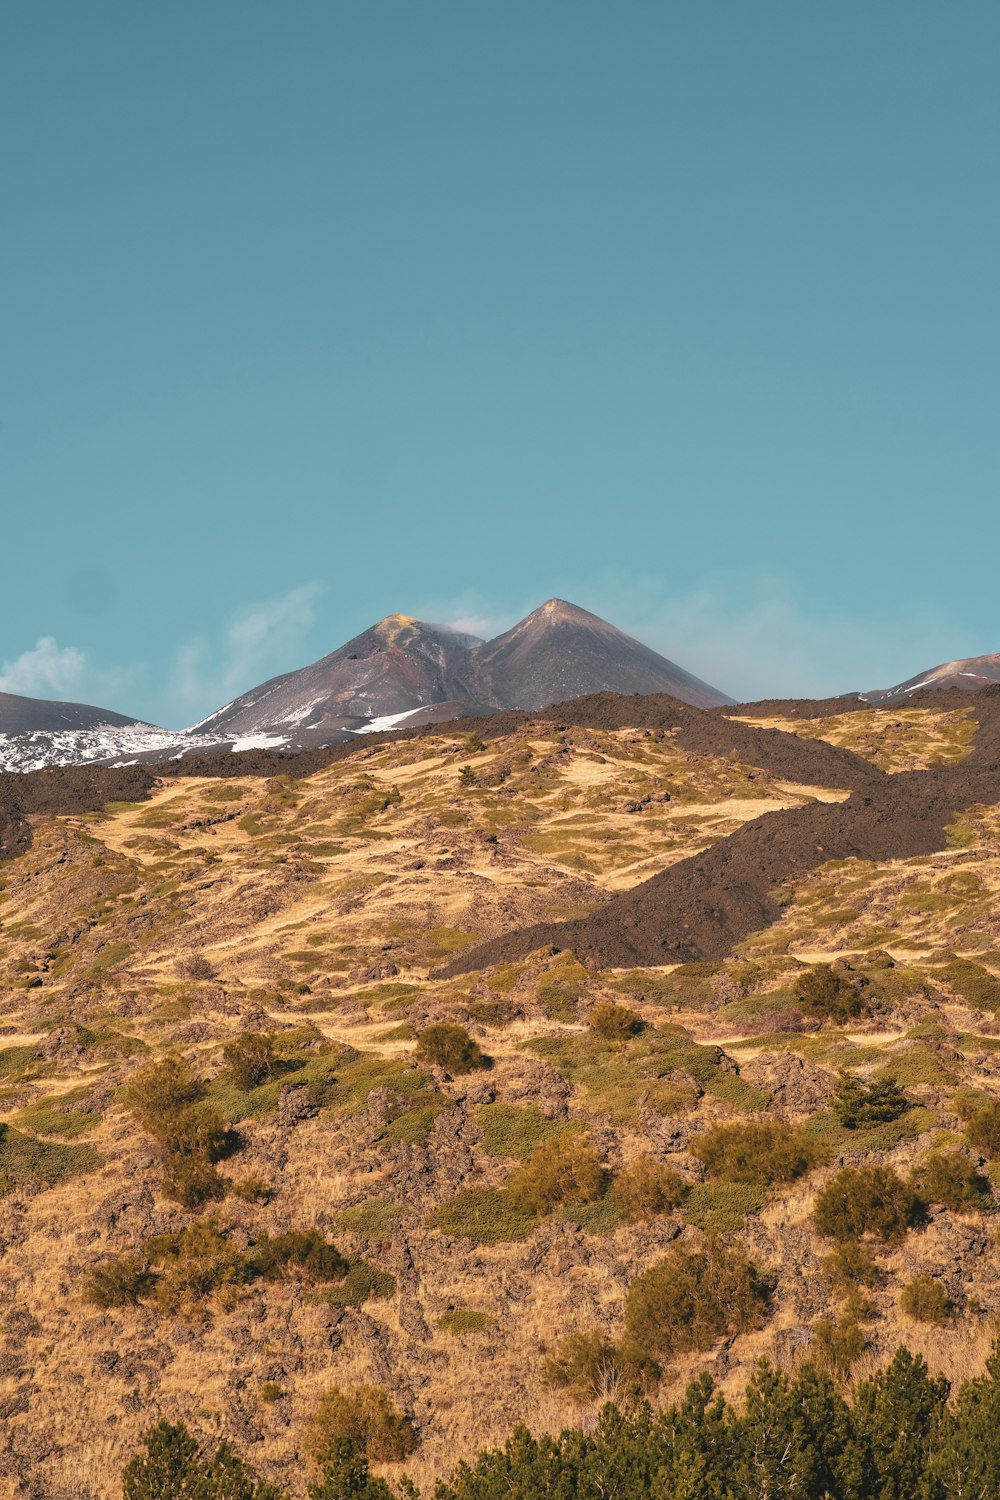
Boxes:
[614,581,969,703]
[170,583,322,727]
[0,637,89,698]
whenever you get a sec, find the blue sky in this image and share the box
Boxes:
[3,2,999,726]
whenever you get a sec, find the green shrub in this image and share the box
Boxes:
[161,1152,227,1210]
[475,1103,562,1160]
[121,1055,203,1127]
[624,1241,772,1359]
[507,1136,606,1216]
[436,1309,494,1336]
[821,1239,883,1292]
[145,1218,248,1312]
[428,1188,534,1244]
[941,958,1000,1012]
[542,1329,657,1403]
[690,1120,816,1186]
[314,1260,396,1307]
[683,1180,766,1233]
[833,1074,911,1130]
[794,964,865,1024]
[415,1023,485,1074]
[82,1253,155,1308]
[910,1149,994,1211]
[307,1385,416,1463]
[330,1199,402,1241]
[222,1031,277,1091]
[966,1102,1000,1157]
[588,1002,644,1042]
[247,1230,348,1284]
[614,1156,689,1220]
[901,1276,952,1325]
[0,1123,100,1190]
[810,1314,868,1379]
[812,1165,920,1243]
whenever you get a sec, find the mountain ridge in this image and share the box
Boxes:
[0,599,732,770]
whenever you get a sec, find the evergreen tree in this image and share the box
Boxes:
[853,1348,949,1500]
[931,1342,1000,1500]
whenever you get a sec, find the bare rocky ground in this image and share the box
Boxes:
[0,703,999,1496]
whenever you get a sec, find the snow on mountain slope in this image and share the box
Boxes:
[862,653,1000,705]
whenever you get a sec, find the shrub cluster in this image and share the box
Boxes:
[588,1002,645,1042]
[306,1385,417,1463]
[507,1136,606,1215]
[542,1329,657,1404]
[415,1023,485,1074]
[613,1156,689,1221]
[623,1241,773,1359]
[122,1056,235,1209]
[901,1275,953,1326]
[833,1074,911,1131]
[964,1100,1000,1157]
[812,1165,921,1243]
[83,1219,354,1314]
[794,962,866,1023]
[690,1119,816,1186]
[223,1031,277,1092]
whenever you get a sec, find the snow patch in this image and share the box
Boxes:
[353,708,424,735]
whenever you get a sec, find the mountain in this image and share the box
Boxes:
[0,600,732,770]
[189,614,486,741]
[862,652,1000,705]
[189,599,732,743]
[0,690,145,735]
[470,599,731,711]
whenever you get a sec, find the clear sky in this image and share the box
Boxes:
[3,2,999,726]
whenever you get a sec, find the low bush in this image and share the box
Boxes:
[428,1188,534,1244]
[436,1309,493,1336]
[306,1384,416,1463]
[941,958,1000,1013]
[507,1136,606,1216]
[542,1329,657,1403]
[247,1230,348,1284]
[223,1031,277,1092]
[588,1002,644,1042]
[624,1241,772,1359]
[82,1253,155,1308]
[794,963,865,1024]
[475,1103,562,1160]
[810,1314,868,1380]
[833,1074,911,1130]
[690,1119,816,1186]
[965,1101,1000,1157]
[0,1123,100,1191]
[822,1239,883,1292]
[613,1156,689,1220]
[415,1023,485,1074]
[901,1275,952,1325]
[121,1055,203,1128]
[145,1218,248,1312]
[682,1180,766,1233]
[910,1149,994,1211]
[812,1165,920,1243]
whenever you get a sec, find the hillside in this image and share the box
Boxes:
[1,692,1000,1495]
